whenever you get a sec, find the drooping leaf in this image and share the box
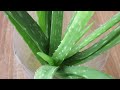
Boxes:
[52,11,94,65]
[34,65,58,79]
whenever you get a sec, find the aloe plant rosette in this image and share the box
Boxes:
[5,11,120,79]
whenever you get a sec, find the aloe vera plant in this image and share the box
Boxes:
[5,11,120,79]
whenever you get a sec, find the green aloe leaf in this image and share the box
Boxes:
[55,71,84,79]
[80,34,120,64]
[36,11,52,54]
[36,11,46,34]
[67,12,120,57]
[49,11,63,56]
[37,52,54,65]
[52,11,94,65]
[63,75,84,79]
[36,11,52,38]
[4,11,47,65]
[47,11,52,40]
[58,66,113,79]
[5,11,48,53]
[78,25,120,60]
[34,65,58,79]
[63,26,120,65]
[65,22,94,58]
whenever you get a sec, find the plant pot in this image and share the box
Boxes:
[13,11,109,79]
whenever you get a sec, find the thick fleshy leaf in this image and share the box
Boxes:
[63,26,120,65]
[52,11,94,65]
[37,52,54,65]
[47,11,52,39]
[67,12,120,57]
[49,11,63,56]
[66,22,94,58]
[55,71,84,79]
[4,11,47,64]
[34,65,58,79]
[79,34,120,64]
[58,66,113,79]
[5,11,48,53]
[36,11,46,34]
[36,11,52,39]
